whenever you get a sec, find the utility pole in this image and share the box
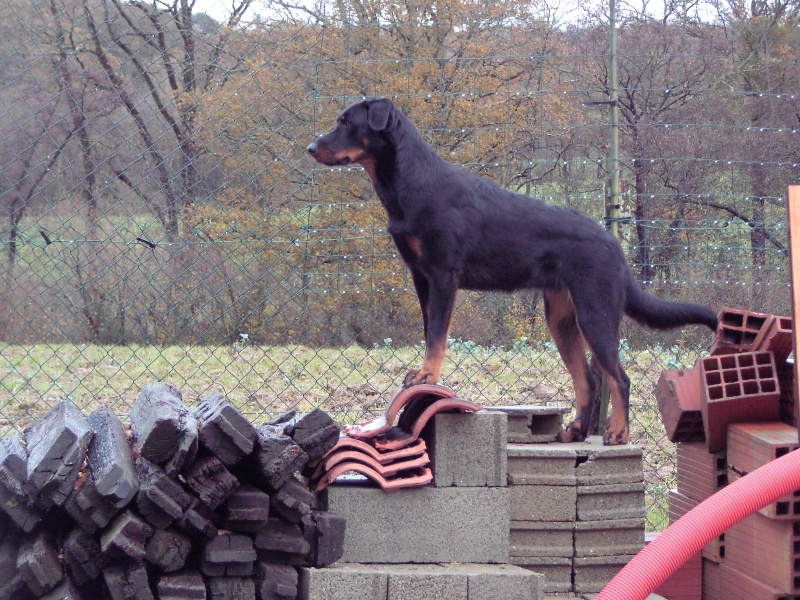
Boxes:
[599,0,620,435]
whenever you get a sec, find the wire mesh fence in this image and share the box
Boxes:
[1,0,798,529]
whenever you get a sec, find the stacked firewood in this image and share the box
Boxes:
[0,382,344,600]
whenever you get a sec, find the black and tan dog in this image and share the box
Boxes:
[307,97,717,445]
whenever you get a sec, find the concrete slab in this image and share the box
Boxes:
[299,563,388,600]
[324,484,508,563]
[573,555,636,594]
[423,411,507,487]
[507,444,578,486]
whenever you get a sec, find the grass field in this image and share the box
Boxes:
[0,339,703,529]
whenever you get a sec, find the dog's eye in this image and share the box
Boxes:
[341,119,350,128]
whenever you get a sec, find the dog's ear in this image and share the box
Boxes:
[366,98,393,131]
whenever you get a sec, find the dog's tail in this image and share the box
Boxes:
[624,278,717,331]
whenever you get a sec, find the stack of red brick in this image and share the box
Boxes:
[655,308,799,600]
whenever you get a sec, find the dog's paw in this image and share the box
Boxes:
[402,368,437,387]
[556,421,586,443]
[602,428,630,446]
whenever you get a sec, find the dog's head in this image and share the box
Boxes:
[306,98,395,167]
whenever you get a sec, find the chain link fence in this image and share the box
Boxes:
[1,0,798,529]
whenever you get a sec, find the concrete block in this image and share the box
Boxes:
[492,406,567,443]
[255,563,299,600]
[86,406,138,508]
[423,411,507,487]
[574,437,644,485]
[576,482,645,522]
[510,520,573,558]
[507,443,578,486]
[573,554,635,594]
[385,564,467,600]
[324,484,508,563]
[509,484,576,522]
[25,400,93,506]
[156,570,206,599]
[299,563,388,600]
[207,576,256,599]
[445,563,544,600]
[130,382,198,473]
[194,391,257,467]
[509,556,572,594]
[574,518,645,557]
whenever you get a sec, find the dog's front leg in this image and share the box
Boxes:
[403,276,457,387]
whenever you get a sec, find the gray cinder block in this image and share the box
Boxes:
[507,443,578,486]
[25,401,93,506]
[324,484,508,563]
[574,437,644,486]
[509,484,576,522]
[510,520,574,558]
[492,406,567,443]
[423,411,507,487]
[299,563,388,600]
[573,554,636,594]
[576,482,646,522]
[574,518,645,557]
[386,564,468,600]
[509,556,572,594]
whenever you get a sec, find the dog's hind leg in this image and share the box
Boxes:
[543,289,599,443]
[571,293,631,445]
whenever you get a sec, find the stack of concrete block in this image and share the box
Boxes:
[303,408,545,600]
[505,418,645,596]
[0,383,346,600]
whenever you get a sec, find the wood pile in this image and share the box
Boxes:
[0,382,345,600]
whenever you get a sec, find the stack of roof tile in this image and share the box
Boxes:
[312,384,481,492]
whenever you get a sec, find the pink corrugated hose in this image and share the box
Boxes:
[596,446,800,600]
